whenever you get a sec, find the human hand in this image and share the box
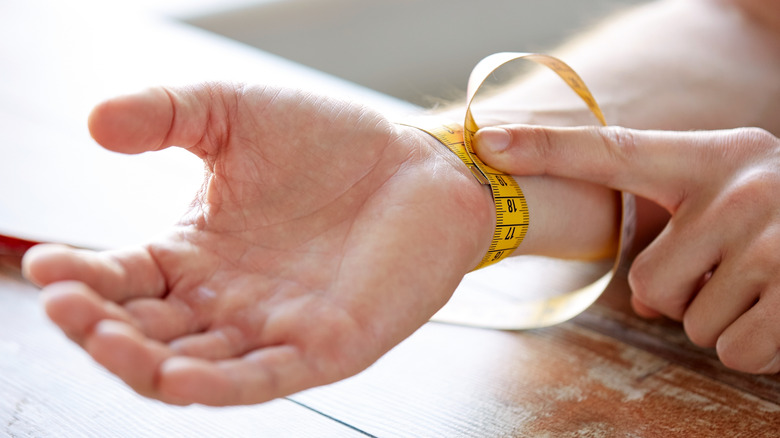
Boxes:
[22,83,497,405]
[475,124,780,374]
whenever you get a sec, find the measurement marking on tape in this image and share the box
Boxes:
[402,52,636,330]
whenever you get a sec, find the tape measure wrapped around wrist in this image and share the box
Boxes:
[401,52,636,330]
[408,122,528,271]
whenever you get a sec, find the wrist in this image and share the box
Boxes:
[394,121,496,271]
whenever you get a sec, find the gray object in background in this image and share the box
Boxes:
[185,0,649,106]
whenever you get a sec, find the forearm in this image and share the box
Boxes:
[432,0,780,260]
[442,0,779,133]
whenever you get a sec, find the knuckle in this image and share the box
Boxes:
[597,126,638,151]
[721,127,780,162]
[716,344,743,372]
[715,323,779,374]
[742,227,780,274]
[626,253,655,309]
[628,247,687,321]
[715,335,757,373]
[525,125,556,162]
[682,312,716,348]
[593,126,638,184]
[597,126,638,156]
[726,168,780,205]
[708,172,780,263]
[729,127,777,149]
[506,125,563,176]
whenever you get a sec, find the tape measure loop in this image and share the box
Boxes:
[400,52,636,329]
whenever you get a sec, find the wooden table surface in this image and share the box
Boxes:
[3,259,779,437]
[2,1,779,436]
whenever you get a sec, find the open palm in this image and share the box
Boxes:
[23,84,494,405]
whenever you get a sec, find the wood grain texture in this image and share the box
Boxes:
[292,281,780,437]
[3,2,779,435]
[575,279,780,404]
[5,260,779,437]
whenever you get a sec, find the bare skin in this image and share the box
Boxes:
[21,0,780,408]
[476,122,780,374]
[21,84,491,405]
[22,84,617,406]
[472,0,780,375]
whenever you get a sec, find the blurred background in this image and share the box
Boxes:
[161,0,649,106]
[0,0,650,251]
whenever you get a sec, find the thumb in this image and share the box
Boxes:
[474,124,718,211]
[88,83,241,158]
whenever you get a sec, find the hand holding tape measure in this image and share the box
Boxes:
[472,92,780,375]
[454,54,780,375]
[22,42,780,408]
[404,52,635,330]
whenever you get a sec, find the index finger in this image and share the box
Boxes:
[474,125,733,212]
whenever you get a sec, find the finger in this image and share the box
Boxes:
[630,295,663,319]
[88,83,243,158]
[41,281,135,345]
[474,125,727,211]
[157,346,322,406]
[716,293,780,374]
[85,320,187,404]
[23,244,166,302]
[629,197,672,319]
[682,257,762,348]
[122,295,213,342]
[627,218,721,321]
[167,326,253,360]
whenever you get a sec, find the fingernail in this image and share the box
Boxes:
[476,127,510,152]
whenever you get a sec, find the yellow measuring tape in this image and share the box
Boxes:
[405,52,636,329]
[417,123,529,270]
